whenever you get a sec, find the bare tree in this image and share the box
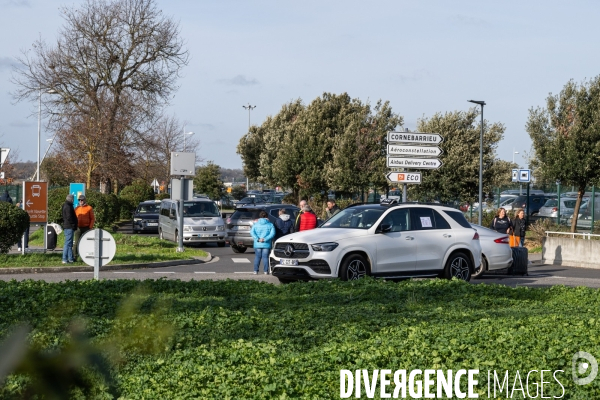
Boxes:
[11,0,189,192]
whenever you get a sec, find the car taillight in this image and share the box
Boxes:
[494,237,509,244]
[472,232,479,240]
[226,217,231,223]
[551,207,557,212]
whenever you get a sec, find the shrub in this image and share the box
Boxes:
[0,202,30,254]
[155,193,170,200]
[119,179,155,219]
[529,217,569,247]
[47,187,121,228]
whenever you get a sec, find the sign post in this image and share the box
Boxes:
[79,229,117,280]
[23,181,48,253]
[0,148,9,168]
[170,152,196,252]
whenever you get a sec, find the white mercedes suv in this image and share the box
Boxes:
[270,203,481,283]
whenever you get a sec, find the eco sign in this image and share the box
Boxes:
[386,172,421,184]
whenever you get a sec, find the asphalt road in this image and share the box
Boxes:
[4,241,600,288]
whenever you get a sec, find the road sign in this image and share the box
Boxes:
[387,144,442,157]
[512,169,519,182]
[386,172,422,184]
[387,157,442,169]
[0,148,9,168]
[519,169,531,183]
[70,183,86,208]
[388,132,443,144]
[23,181,48,223]
[78,229,117,280]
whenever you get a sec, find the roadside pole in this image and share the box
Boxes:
[557,181,561,226]
[402,169,407,203]
[178,175,185,253]
[526,183,530,227]
[591,186,596,234]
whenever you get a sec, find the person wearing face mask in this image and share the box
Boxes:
[73,194,95,261]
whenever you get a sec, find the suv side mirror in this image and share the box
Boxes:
[377,223,392,233]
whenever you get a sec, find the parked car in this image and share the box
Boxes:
[132,200,161,233]
[235,196,266,208]
[469,224,513,278]
[269,203,482,283]
[538,197,581,219]
[511,194,549,216]
[226,204,300,253]
[158,198,227,246]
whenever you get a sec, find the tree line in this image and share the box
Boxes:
[237,92,513,203]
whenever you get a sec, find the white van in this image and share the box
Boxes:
[158,199,227,247]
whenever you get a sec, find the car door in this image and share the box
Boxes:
[374,208,416,275]
[167,202,178,240]
[409,208,454,272]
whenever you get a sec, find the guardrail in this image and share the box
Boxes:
[545,231,600,240]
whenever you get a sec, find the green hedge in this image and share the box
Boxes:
[47,187,121,228]
[0,202,29,254]
[1,279,599,398]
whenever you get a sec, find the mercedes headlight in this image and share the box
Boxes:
[133,218,142,222]
[183,226,193,232]
[311,242,339,252]
[216,225,224,231]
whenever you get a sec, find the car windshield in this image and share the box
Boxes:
[137,204,159,214]
[564,200,579,208]
[182,202,220,217]
[320,207,385,229]
[231,210,261,220]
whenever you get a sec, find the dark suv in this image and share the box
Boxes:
[226,204,299,253]
[511,195,548,216]
[132,200,161,233]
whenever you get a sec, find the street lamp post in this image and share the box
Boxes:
[37,89,57,182]
[183,129,194,152]
[242,104,256,189]
[513,148,519,165]
[468,100,486,226]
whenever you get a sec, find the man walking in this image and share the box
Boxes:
[73,194,95,261]
[62,194,77,264]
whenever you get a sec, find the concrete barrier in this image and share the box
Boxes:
[542,236,600,269]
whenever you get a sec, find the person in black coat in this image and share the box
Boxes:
[0,190,12,204]
[512,209,527,247]
[62,194,78,263]
[490,207,513,234]
[274,209,295,241]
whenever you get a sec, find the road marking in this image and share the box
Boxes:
[232,258,251,263]
[194,271,216,274]
[154,271,175,274]
[72,272,92,274]
[234,271,254,274]
[113,271,135,274]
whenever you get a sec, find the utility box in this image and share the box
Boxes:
[170,152,196,176]
[171,178,193,201]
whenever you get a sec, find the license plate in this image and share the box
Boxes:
[147,223,158,226]
[238,226,249,230]
[202,234,212,237]
[280,259,298,266]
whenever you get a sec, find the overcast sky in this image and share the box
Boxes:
[2,0,600,170]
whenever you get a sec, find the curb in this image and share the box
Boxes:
[0,253,212,275]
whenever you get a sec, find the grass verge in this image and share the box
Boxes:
[1,230,208,268]
[0,278,598,398]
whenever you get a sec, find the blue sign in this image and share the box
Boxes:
[69,183,86,207]
[518,169,531,183]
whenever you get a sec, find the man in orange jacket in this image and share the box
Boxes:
[73,194,95,261]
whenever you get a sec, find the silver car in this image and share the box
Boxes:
[537,197,581,219]
[470,224,513,278]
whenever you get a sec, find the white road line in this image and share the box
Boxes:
[232,258,251,263]
[154,271,175,274]
[194,271,216,274]
[113,271,135,274]
[72,272,92,274]
[234,271,254,274]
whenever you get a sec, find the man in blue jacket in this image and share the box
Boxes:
[250,210,275,275]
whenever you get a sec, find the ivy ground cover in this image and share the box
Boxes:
[1,278,599,399]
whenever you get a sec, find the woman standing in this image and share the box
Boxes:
[250,211,275,275]
[490,207,513,234]
[512,209,527,247]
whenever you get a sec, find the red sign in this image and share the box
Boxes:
[23,181,48,223]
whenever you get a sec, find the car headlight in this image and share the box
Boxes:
[216,225,224,231]
[183,226,192,232]
[133,218,142,222]
[311,242,339,252]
